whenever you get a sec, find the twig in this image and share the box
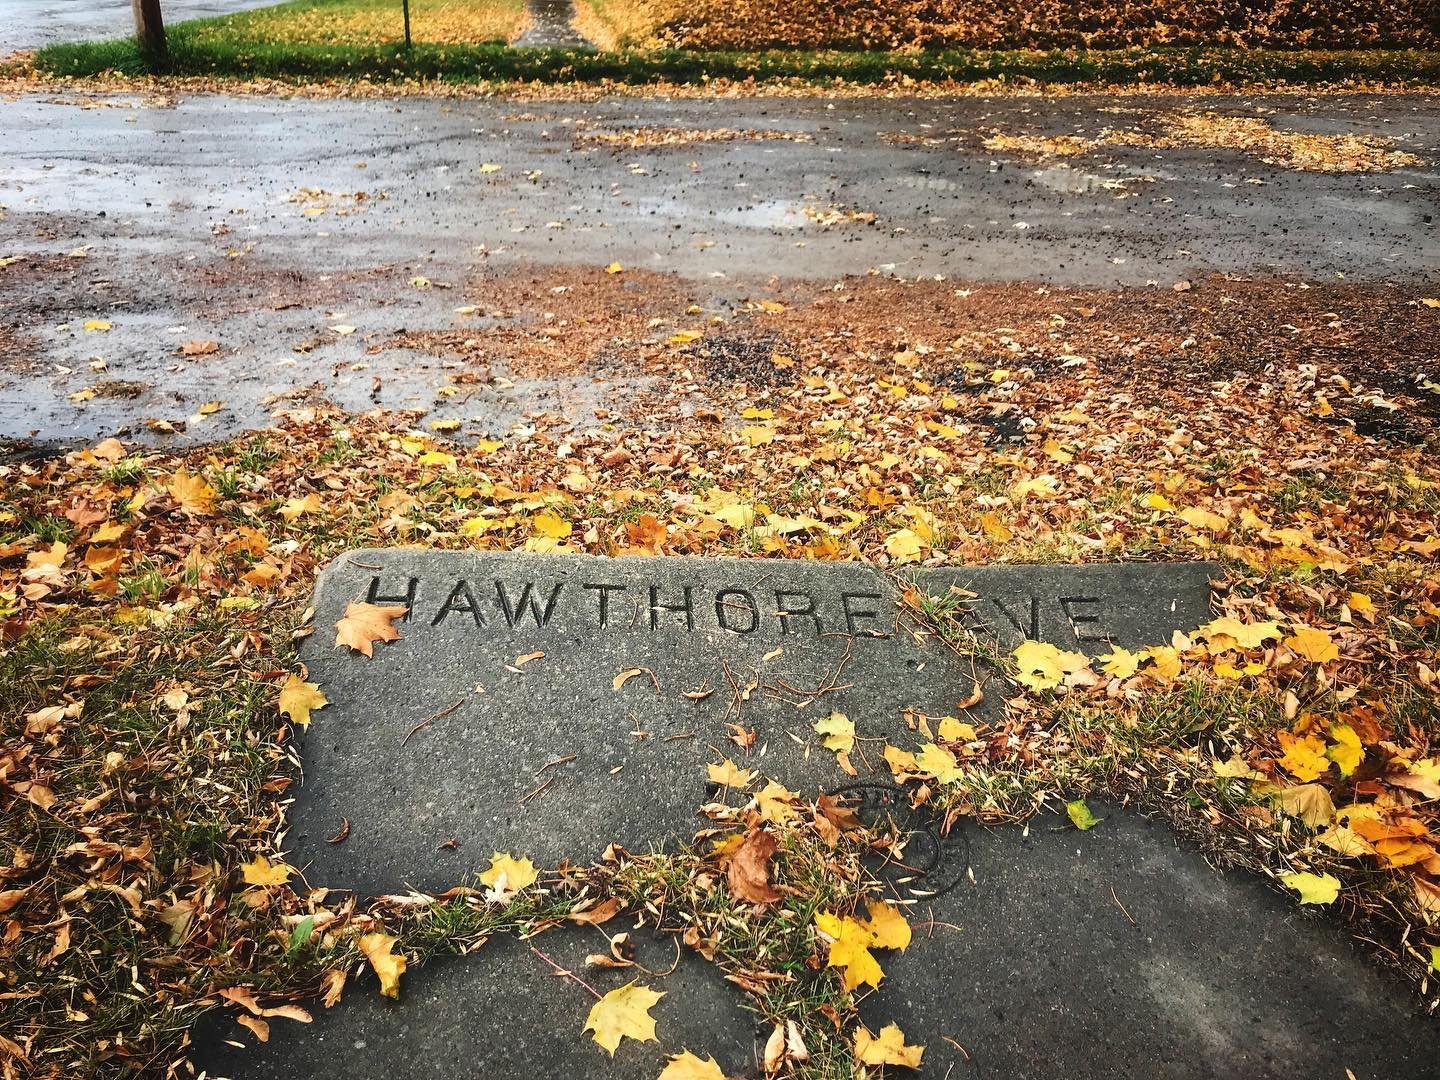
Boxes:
[519,775,553,806]
[1109,884,1137,926]
[535,754,576,777]
[401,698,464,746]
[529,945,602,1000]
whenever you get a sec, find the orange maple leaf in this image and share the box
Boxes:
[334,602,406,658]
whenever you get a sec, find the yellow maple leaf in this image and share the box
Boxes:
[1285,626,1339,664]
[1011,474,1059,501]
[1177,506,1227,533]
[707,758,755,790]
[1277,731,1331,782]
[83,319,112,332]
[936,716,976,742]
[884,528,925,564]
[1099,647,1140,679]
[1273,783,1336,828]
[167,468,216,515]
[278,494,323,522]
[883,744,918,777]
[1347,592,1375,617]
[241,855,292,887]
[277,674,327,728]
[479,852,538,894]
[604,261,624,274]
[657,1051,724,1080]
[980,510,1013,542]
[814,712,855,754]
[1012,640,1089,691]
[914,742,962,784]
[1195,617,1282,651]
[1143,645,1182,681]
[1326,724,1363,778]
[531,509,572,539]
[855,1023,925,1068]
[1278,871,1340,905]
[815,912,884,990]
[333,601,405,658]
[755,781,800,824]
[863,901,911,951]
[1214,660,1265,679]
[584,981,663,1055]
[359,932,407,998]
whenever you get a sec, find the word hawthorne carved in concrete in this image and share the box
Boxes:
[288,551,1215,897]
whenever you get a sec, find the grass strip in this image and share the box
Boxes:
[30,36,1440,87]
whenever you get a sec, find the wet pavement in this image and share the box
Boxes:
[514,0,590,48]
[1,89,1437,447]
[0,0,277,54]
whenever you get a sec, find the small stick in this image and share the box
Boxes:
[346,558,383,570]
[535,754,576,777]
[402,699,464,746]
[1109,884,1137,926]
[530,945,602,999]
[519,775,553,806]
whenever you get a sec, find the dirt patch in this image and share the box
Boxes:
[383,265,710,378]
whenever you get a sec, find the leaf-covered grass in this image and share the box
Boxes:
[31,33,1440,87]
[183,0,528,47]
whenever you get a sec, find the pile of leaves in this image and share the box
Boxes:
[975,110,1425,172]
[2,267,1439,1076]
[580,0,1440,51]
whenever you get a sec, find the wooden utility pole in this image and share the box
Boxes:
[132,0,167,64]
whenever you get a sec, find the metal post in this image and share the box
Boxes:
[402,0,412,48]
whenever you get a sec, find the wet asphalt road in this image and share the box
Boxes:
[1,89,1437,445]
[0,0,276,53]
[3,91,1437,285]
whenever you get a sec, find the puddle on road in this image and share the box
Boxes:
[718,200,811,230]
[0,297,658,449]
[1025,165,1139,195]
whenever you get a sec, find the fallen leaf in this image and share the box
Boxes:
[914,742,962,784]
[166,469,217,515]
[479,852,539,894]
[815,912,884,991]
[180,339,219,357]
[1326,724,1364,778]
[277,674,328,728]
[333,601,406,658]
[707,758,755,790]
[358,932,406,998]
[728,828,782,905]
[855,1023,925,1068]
[1278,731,1331,783]
[1285,626,1339,663]
[1274,784,1336,828]
[1279,871,1340,905]
[1066,799,1101,830]
[658,1051,724,1080]
[584,981,663,1054]
[862,901,911,951]
[241,856,292,887]
[813,711,855,754]
[1012,639,1089,691]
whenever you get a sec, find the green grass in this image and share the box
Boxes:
[28,31,1440,87]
